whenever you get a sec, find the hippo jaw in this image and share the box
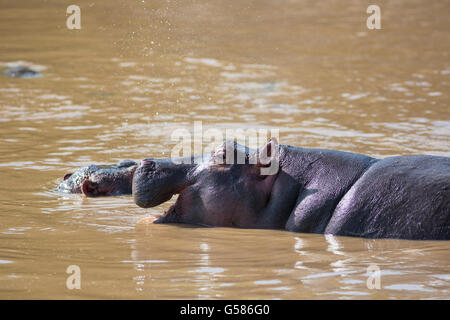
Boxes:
[154,203,182,224]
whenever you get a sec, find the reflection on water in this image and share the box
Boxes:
[117,228,449,299]
[0,0,449,299]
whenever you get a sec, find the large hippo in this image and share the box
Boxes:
[133,139,450,240]
[57,160,137,196]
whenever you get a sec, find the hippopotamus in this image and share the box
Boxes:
[57,160,137,196]
[132,139,450,240]
[3,66,42,78]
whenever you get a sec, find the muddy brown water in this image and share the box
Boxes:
[0,0,449,299]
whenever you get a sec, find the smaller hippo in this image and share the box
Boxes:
[3,66,42,78]
[57,160,137,196]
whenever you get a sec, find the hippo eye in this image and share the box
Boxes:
[63,173,73,181]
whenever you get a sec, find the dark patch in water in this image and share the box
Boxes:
[3,66,42,78]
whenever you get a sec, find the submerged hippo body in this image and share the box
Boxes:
[133,140,450,240]
[57,160,137,196]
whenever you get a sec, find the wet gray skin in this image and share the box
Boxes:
[57,160,137,197]
[3,66,42,78]
[133,139,450,240]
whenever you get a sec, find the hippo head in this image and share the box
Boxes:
[57,160,138,197]
[133,139,293,228]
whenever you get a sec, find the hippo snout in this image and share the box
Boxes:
[133,159,190,209]
[132,165,157,208]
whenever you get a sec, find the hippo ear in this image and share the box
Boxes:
[81,180,101,197]
[116,159,138,168]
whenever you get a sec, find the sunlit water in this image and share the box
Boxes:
[0,0,449,299]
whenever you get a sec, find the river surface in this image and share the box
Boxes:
[0,0,449,299]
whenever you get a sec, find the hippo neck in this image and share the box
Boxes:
[278,144,377,233]
[278,144,375,183]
